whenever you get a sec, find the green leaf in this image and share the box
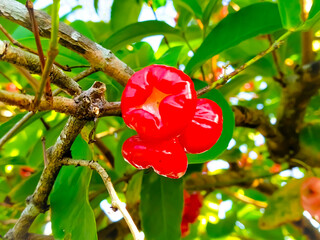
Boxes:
[115,128,137,175]
[277,0,302,29]
[176,0,203,19]
[8,171,41,203]
[153,46,183,66]
[185,2,282,75]
[51,136,97,240]
[187,89,235,164]
[116,42,155,71]
[140,172,183,240]
[202,0,219,29]
[259,178,304,229]
[300,124,320,152]
[27,119,67,167]
[111,0,143,32]
[206,212,237,238]
[70,20,95,41]
[0,112,47,139]
[126,171,143,207]
[300,0,320,30]
[94,0,99,13]
[148,0,167,9]
[102,20,182,51]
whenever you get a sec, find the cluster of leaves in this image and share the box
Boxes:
[1,0,320,239]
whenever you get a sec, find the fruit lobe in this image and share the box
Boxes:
[122,135,188,179]
[178,98,223,154]
[5,83,19,92]
[301,177,320,219]
[121,65,197,141]
[181,191,203,237]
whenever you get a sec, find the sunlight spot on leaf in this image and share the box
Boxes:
[200,217,207,226]
[46,111,58,122]
[44,222,52,235]
[248,133,255,140]
[188,51,194,57]
[208,202,219,210]
[1,110,13,117]
[313,40,320,51]
[10,149,19,157]
[236,221,245,229]
[208,215,217,223]
[37,129,43,138]
[5,165,13,174]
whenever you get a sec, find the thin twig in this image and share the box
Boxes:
[26,0,46,70]
[0,112,34,149]
[222,188,268,208]
[182,33,206,82]
[0,40,81,96]
[267,34,285,87]
[197,30,293,96]
[61,158,144,240]
[52,67,97,96]
[149,2,170,49]
[33,0,60,107]
[0,24,68,71]
[41,137,48,166]
[15,66,40,91]
[301,0,314,65]
[66,65,91,69]
[95,127,126,139]
[0,71,23,92]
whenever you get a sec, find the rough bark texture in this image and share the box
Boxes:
[0,40,81,96]
[0,0,134,86]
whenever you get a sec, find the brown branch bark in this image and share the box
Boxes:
[0,0,134,86]
[0,40,81,96]
[270,61,320,162]
[0,83,121,118]
[184,170,278,194]
[4,117,87,240]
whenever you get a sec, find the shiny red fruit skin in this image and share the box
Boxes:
[121,65,197,141]
[301,177,320,218]
[122,135,188,179]
[181,220,190,237]
[5,83,19,92]
[178,98,223,154]
[19,166,35,178]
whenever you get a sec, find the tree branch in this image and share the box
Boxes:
[184,170,278,193]
[0,0,134,86]
[0,83,120,119]
[4,117,87,240]
[0,40,81,96]
[61,158,143,240]
[271,61,320,161]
